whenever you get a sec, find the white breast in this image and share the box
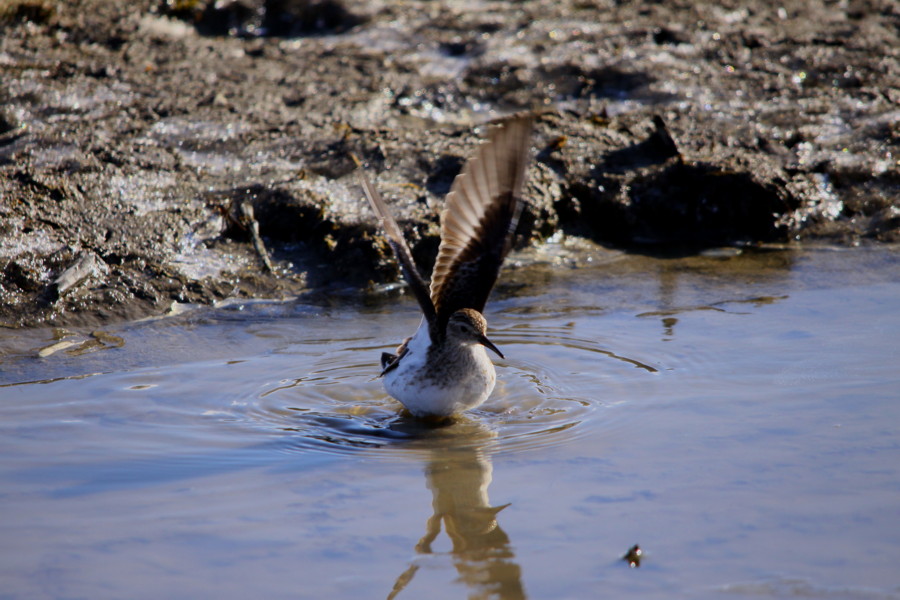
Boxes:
[383,320,497,418]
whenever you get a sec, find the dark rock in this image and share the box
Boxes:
[172,0,364,37]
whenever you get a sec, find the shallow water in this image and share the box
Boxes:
[1,244,899,599]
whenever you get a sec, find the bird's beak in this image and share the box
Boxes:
[478,334,504,359]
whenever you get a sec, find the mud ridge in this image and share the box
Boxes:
[1,0,897,326]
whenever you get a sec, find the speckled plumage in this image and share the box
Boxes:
[359,116,533,418]
[382,313,498,417]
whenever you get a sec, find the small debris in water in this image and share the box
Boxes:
[623,543,642,568]
[37,330,125,358]
[66,338,105,356]
[37,340,77,358]
[91,330,125,348]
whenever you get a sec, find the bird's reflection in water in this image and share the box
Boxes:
[387,418,525,600]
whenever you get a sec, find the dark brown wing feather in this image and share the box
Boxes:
[358,169,437,326]
[429,115,534,330]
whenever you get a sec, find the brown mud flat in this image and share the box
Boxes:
[0,0,897,328]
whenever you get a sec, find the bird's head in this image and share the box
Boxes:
[446,308,504,359]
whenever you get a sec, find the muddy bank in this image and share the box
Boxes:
[0,0,897,327]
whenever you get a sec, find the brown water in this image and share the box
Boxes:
[1,244,899,599]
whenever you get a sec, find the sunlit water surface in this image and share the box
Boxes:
[1,246,899,599]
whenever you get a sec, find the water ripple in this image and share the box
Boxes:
[237,322,658,458]
[2,310,661,462]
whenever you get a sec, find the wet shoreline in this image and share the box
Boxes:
[1,0,897,327]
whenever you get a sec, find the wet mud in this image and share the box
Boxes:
[1,0,897,327]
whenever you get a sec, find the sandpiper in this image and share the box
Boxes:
[358,115,534,418]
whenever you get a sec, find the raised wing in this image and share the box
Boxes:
[358,168,437,326]
[429,115,534,330]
